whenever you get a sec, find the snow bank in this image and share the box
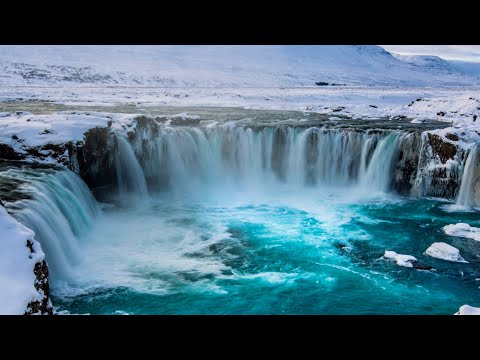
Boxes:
[425,242,468,263]
[0,206,45,314]
[384,250,417,268]
[443,223,480,241]
[0,111,138,162]
[454,305,480,315]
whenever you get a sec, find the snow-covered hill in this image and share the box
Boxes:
[0,45,479,87]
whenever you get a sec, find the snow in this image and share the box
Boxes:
[443,223,480,241]
[425,242,468,263]
[0,111,137,162]
[166,112,200,120]
[0,45,479,87]
[383,250,417,268]
[454,305,480,315]
[0,205,45,314]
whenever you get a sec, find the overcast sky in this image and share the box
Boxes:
[381,45,480,62]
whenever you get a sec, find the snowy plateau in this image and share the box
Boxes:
[1,45,480,315]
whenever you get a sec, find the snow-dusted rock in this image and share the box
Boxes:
[0,205,52,314]
[425,242,468,263]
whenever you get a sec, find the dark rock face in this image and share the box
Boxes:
[72,127,116,192]
[427,133,457,163]
[392,132,422,195]
[413,132,465,199]
[271,125,288,181]
[24,240,53,315]
[412,263,433,271]
[0,144,25,161]
[445,133,459,142]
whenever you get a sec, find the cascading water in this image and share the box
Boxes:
[3,120,480,315]
[129,124,400,195]
[360,132,406,192]
[456,145,479,208]
[114,135,149,199]
[0,167,98,280]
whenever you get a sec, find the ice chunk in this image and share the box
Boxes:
[443,223,480,242]
[454,305,480,315]
[425,242,468,263]
[384,250,417,268]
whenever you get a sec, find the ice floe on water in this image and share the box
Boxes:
[443,223,480,242]
[454,305,480,315]
[425,242,468,263]
[383,250,417,268]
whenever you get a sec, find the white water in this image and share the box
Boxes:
[3,122,480,314]
[1,168,98,279]
[360,132,406,191]
[115,135,149,199]
[456,145,479,207]
[123,125,406,197]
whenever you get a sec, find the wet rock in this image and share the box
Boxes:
[73,126,116,192]
[427,133,456,163]
[445,133,459,141]
[0,144,25,161]
[392,132,421,195]
[412,263,433,271]
[24,240,52,315]
[333,242,347,250]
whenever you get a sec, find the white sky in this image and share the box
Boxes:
[381,45,480,62]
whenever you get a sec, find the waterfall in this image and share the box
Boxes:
[115,135,149,198]
[131,124,400,193]
[456,145,479,207]
[0,168,98,280]
[360,132,406,192]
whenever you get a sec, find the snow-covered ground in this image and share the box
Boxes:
[0,45,479,87]
[0,205,45,314]
[0,111,136,163]
[2,86,480,161]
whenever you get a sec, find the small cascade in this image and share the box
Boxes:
[360,132,406,192]
[114,135,149,198]
[456,145,479,207]
[0,168,98,279]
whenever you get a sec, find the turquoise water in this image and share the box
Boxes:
[51,187,480,315]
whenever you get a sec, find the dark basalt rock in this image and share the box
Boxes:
[73,127,116,192]
[445,133,459,142]
[412,263,433,271]
[392,133,422,195]
[0,144,25,161]
[24,240,52,315]
[427,133,457,163]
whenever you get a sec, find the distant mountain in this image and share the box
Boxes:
[0,45,479,87]
[392,54,457,73]
[449,60,480,76]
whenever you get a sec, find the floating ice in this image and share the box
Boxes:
[425,242,468,263]
[443,223,480,242]
[454,305,480,315]
[384,250,417,268]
